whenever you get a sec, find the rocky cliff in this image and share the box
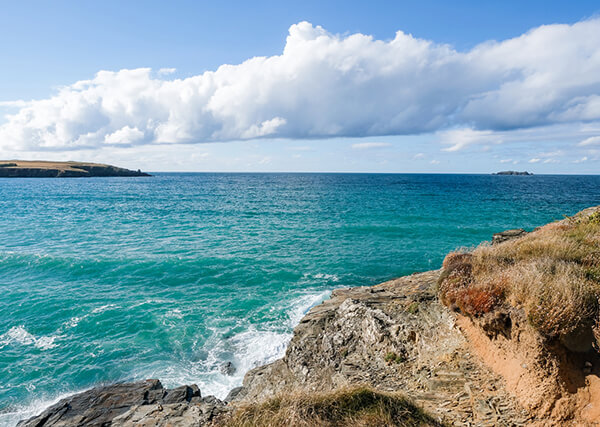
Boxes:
[0,161,150,177]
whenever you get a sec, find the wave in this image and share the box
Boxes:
[0,326,61,351]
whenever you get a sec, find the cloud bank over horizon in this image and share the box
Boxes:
[1,19,600,153]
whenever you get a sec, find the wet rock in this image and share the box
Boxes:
[220,361,237,376]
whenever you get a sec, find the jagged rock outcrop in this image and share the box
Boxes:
[234,271,529,426]
[18,380,227,427]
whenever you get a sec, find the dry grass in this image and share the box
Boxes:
[223,386,442,427]
[438,208,600,343]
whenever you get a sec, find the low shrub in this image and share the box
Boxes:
[438,208,600,345]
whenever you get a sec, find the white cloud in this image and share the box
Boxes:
[351,142,392,149]
[499,159,513,163]
[440,128,501,152]
[573,156,589,163]
[2,19,600,152]
[104,126,145,144]
[413,152,425,159]
[158,68,176,75]
[529,158,541,163]
[578,136,600,146]
[430,159,440,164]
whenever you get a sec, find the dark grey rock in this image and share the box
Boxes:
[224,386,244,402]
[162,384,201,404]
[220,361,237,376]
[17,380,224,427]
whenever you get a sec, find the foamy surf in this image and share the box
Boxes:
[0,326,61,351]
[127,289,332,400]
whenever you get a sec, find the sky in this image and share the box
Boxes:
[1,0,600,173]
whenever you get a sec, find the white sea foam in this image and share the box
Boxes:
[306,272,340,282]
[66,316,83,328]
[0,326,61,350]
[129,289,332,400]
[91,304,117,314]
[286,290,331,327]
[63,304,119,329]
[164,308,183,319]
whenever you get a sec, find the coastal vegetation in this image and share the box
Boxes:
[224,386,441,427]
[439,207,600,346]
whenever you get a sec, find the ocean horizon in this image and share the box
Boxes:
[1,172,599,425]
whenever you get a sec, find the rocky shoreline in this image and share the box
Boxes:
[18,210,600,426]
[17,269,528,426]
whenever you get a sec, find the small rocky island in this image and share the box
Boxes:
[492,170,533,175]
[0,161,150,178]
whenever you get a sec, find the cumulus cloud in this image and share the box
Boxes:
[529,158,541,163]
[351,142,392,149]
[2,19,600,151]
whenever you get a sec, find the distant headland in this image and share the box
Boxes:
[492,170,533,175]
[0,161,150,178]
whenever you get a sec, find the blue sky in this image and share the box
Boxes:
[1,1,600,172]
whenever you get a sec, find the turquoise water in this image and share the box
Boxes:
[1,173,599,425]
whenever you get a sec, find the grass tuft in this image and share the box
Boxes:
[224,386,442,426]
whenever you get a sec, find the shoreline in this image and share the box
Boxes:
[14,206,600,426]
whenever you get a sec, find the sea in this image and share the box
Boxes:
[0,173,599,425]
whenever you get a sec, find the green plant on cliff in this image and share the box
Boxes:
[384,351,404,364]
[438,208,600,345]
[224,386,443,427]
